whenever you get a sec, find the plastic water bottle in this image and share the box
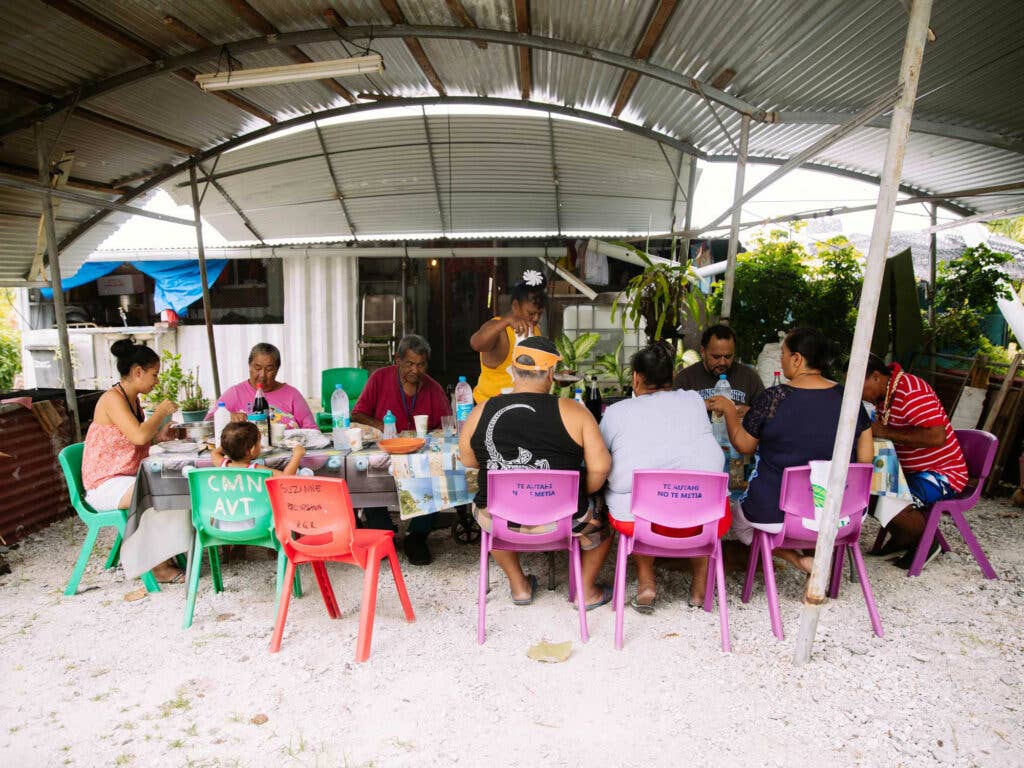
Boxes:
[453,375,474,434]
[382,410,397,441]
[213,401,231,448]
[331,384,350,450]
[773,370,782,386]
[574,387,584,404]
[712,373,732,448]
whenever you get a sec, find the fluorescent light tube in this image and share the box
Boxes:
[195,55,384,91]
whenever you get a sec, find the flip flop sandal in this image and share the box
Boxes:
[511,574,539,606]
[630,594,657,615]
[157,570,186,585]
[586,584,614,612]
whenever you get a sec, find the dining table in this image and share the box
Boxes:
[117,431,476,582]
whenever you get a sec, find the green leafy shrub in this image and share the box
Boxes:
[0,329,20,392]
[930,244,1014,352]
[707,230,811,361]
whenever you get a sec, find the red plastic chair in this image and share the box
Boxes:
[907,429,998,579]
[613,470,731,652]
[743,464,881,640]
[478,469,587,644]
[265,476,415,661]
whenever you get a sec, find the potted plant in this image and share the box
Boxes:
[593,340,632,396]
[144,351,209,422]
[178,368,209,423]
[612,249,705,345]
[553,332,600,397]
[144,350,183,418]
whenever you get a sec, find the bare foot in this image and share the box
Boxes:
[152,561,184,584]
[795,555,815,575]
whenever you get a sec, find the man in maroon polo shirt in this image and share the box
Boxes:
[352,334,451,565]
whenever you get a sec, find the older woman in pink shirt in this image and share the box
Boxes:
[208,343,316,428]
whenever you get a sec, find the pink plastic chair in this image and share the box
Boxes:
[478,469,587,644]
[742,464,881,640]
[613,470,731,652]
[906,429,999,579]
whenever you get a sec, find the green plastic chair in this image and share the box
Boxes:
[316,367,370,431]
[58,443,161,596]
[183,467,302,629]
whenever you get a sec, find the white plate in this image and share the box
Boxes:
[283,428,330,449]
[160,439,202,453]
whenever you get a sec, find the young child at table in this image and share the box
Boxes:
[211,421,305,477]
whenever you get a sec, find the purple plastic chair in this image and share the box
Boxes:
[906,429,999,579]
[742,464,882,640]
[613,470,731,652]
[477,469,587,644]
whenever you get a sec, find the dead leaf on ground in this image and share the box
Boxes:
[526,640,572,663]
[663,632,680,638]
[250,714,268,725]
[215,613,235,622]
[123,587,148,602]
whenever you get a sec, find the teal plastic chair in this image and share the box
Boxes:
[183,467,302,628]
[58,442,161,596]
[316,367,370,431]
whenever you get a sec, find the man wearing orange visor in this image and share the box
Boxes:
[459,337,614,608]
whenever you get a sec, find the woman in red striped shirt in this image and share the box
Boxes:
[862,354,967,567]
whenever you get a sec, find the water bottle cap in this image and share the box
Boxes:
[719,374,727,380]
[217,401,225,407]
[384,410,395,421]
[458,375,467,382]
[335,384,343,389]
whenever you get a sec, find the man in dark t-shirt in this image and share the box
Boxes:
[673,324,765,417]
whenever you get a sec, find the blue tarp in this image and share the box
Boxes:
[40,259,228,314]
[40,261,120,297]
[134,260,227,314]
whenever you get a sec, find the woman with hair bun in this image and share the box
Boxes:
[470,269,547,403]
[599,341,726,612]
[707,327,875,573]
[81,339,181,581]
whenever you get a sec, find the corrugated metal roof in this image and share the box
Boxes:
[162,109,687,241]
[0,0,1021,283]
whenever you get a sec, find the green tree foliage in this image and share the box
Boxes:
[986,215,1024,244]
[0,288,22,392]
[801,237,863,365]
[708,230,810,361]
[929,243,1014,350]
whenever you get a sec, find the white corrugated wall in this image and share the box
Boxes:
[177,254,358,407]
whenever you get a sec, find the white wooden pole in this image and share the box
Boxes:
[719,114,749,322]
[793,0,934,666]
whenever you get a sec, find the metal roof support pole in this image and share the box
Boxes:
[667,150,684,260]
[682,155,697,261]
[547,114,562,236]
[420,109,447,236]
[188,162,221,398]
[719,114,749,323]
[925,202,1024,233]
[699,83,904,235]
[793,0,934,667]
[34,122,81,442]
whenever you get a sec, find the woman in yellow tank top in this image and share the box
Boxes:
[470,270,547,403]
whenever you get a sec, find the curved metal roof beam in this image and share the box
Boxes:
[0,23,768,139]
[775,111,1024,155]
[57,97,704,252]
[704,154,975,217]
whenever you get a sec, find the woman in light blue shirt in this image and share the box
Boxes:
[600,342,725,613]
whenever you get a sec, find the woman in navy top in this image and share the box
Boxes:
[707,327,874,574]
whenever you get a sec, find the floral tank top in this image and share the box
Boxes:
[82,423,150,490]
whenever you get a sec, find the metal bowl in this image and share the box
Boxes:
[181,420,213,441]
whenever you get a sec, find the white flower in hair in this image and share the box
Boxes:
[522,269,544,287]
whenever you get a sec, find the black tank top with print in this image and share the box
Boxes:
[469,392,586,512]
